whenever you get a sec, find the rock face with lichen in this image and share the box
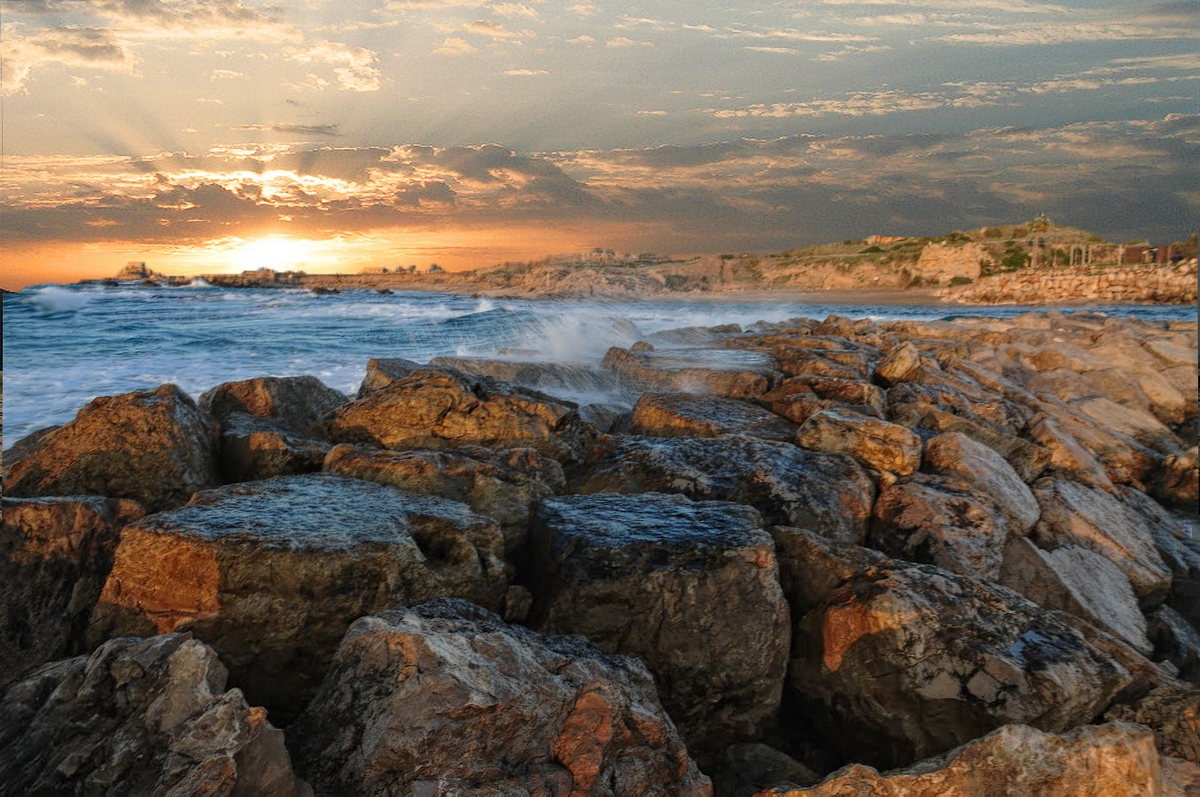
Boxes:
[0,633,309,796]
[290,599,711,795]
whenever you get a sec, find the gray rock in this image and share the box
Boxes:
[0,633,308,796]
[290,599,710,795]
[924,431,1041,533]
[529,492,790,756]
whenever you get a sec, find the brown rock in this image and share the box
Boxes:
[1024,412,1116,491]
[918,408,1050,482]
[529,493,790,756]
[290,599,710,795]
[0,633,308,796]
[760,723,1185,797]
[199,375,348,433]
[1,496,145,686]
[870,474,1013,581]
[320,367,595,463]
[574,434,875,545]
[215,413,332,483]
[1155,447,1200,509]
[789,558,1130,769]
[323,442,565,556]
[356,356,423,396]
[1031,478,1172,608]
[1106,682,1200,764]
[924,431,1041,533]
[797,408,922,477]
[631,391,798,442]
[601,345,777,399]
[86,474,508,719]
[1074,396,1185,456]
[429,356,611,398]
[873,341,922,386]
[3,384,219,512]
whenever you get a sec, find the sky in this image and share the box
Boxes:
[0,0,1196,289]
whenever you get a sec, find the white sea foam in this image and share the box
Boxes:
[185,277,214,288]
[28,286,92,313]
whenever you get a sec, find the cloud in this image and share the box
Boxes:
[465,20,527,40]
[233,124,343,137]
[504,69,548,76]
[936,20,1195,46]
[1,25,137,94]
[746,46,799,55]
[606,37,653,48]
[433,37,477,55]
[210,69,243,80]
[814,44,892,61]
[712,90,951,118]
[288,41,381,91]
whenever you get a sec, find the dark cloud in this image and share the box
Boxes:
[233,124,344,137]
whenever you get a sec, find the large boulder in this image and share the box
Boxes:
[290,599,711,795]
[3,384,219,512]
[323,443,565,556]
[763,723,1196,796]
[601,345,776,399]
[1024,412,1116,491]
[574,434,874,545]
[0,633,308,796]
[428,356,612,399]
[356,356,422,396]
[630,392,798,442]
[214,413,332,483]
[797,408,922,478]
[1,496,145,686]
[918,408,1050,483]
[86,474,508,718]
[1030,478,1172,608]
[199,375,348,433]
[869,474,1013,581]
[784,534,1130,769]
[529,493,790,756]
[319,367,595,463]
[1105,682,1200,764]
[923,431,1041,533]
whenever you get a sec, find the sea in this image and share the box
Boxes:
[2,281,1195,449]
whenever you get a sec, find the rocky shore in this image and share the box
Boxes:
[3,309,1199,794]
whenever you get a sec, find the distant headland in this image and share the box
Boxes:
[90,219,1198,305]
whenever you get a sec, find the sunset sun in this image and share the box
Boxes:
[225,236,320,272]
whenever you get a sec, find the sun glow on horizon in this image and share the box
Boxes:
[223,236,324,272]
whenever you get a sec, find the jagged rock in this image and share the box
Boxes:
[1155,447,1200,509]
[320,367,595,463]
[86,474,508,719]
[797,408,922,478]
[3,384,219,512]
[1029,394,1162,487]
[1148,606,1200,682]
[713,743,821,794]
[1074,396,1185,456]
[1024,412,1116,491]
[761,723,1192,797]
[199,375,348,433]
[873,341,922,386]
[574,434,874,545]
[215,413,331,483]
[0,633,308,796]
[600,346,777,399]
[323,443,564,556]
[1030,478,1172,608]
[1115,484,1200,629]
[290,599,710,795]
[529,493,790,756]
[1,496,145,686]
[869,474,1013,581]
[786,543,1130,769]
[757,376,886,425]
[924,431,1041,533]
[428,356,611,399]
[772,346,870,381]
[1000,537,1151,655]
[1106,682,1200,764]
[356,356,423,396]
[577,401,631,432]
[918,408,1050,482]
[631,392,798,442]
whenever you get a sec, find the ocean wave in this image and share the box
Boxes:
[28,286,92,314]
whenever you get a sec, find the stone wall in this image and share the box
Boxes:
[938,260,1198,305]
[912,243,985,285]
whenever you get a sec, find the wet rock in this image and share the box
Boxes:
[918,408,1050,482]
[772,346,870,381]
[1031,478,1172,608]
[428,356,612,399]
[320,367,595,463]
[1000,537,1151,655]
[924,431,1041,533]
[290,599,710,796]
[869,474,1012,581]
[529,493,789,756]
[3,384,219,512]
[1024,412,1116,491]
[574,434,874,545]
[1106,682,1200,764]
[762,723,1188,797]
[577,400,631,433]
[1154,447,1199,509]
[789,557,1130,769]
[797,408,922,478]
[356,356,423,396]
[873,341,922,386]
[601,346,777,399]
[199,375,348,433]
[1,496,145,687]
[323,443,564,556]
[631,391,798,442]
[86,474,508,719]
[758,376,886,425]
[216,413,332,483]
[0,633,308,796]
